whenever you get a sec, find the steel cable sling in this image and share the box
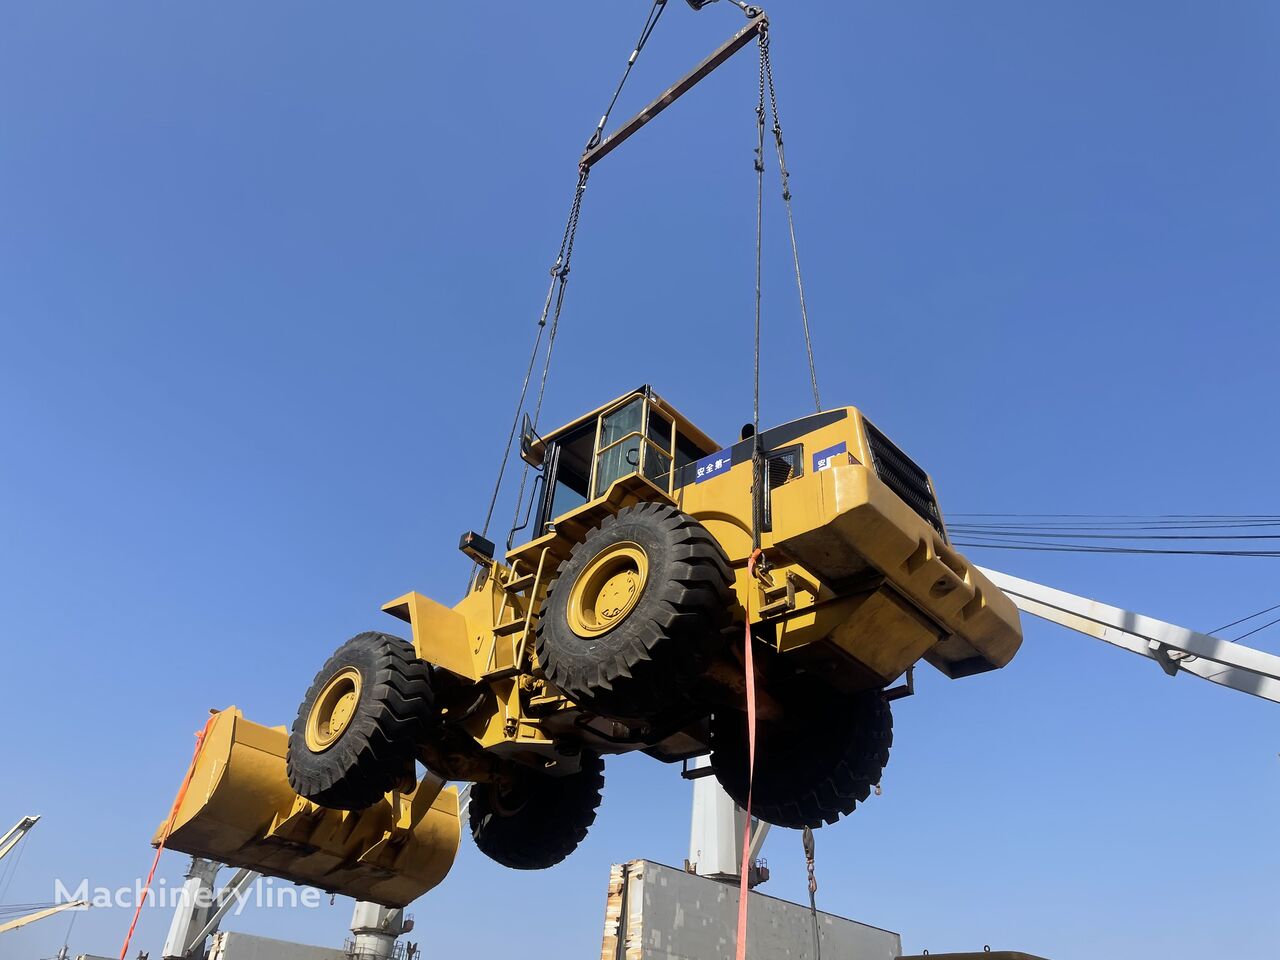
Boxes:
[741,17,825,960]
[481,0,671,540]
[744,19,828,959]
[758,24,822,414]
[484,3,831,542]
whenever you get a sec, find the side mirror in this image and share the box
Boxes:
[519,413,533,460]
[519,413,544,466]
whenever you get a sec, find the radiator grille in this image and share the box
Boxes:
[863,418,946,538]
[762,446,803,530]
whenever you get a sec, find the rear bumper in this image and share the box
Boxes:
[772,463,1022,678]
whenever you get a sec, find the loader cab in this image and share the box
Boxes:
[518,387,718,544]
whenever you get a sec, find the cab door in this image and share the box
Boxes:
[589,394,675,497]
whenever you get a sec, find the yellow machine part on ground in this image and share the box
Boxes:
[156,707,460,908]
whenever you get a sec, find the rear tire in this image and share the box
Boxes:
[536,502,734,721]
[710,683,892,829]
[468,753,605,870]
[287,632,435,811]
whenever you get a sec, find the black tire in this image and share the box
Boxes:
[287,631,435,811]
[535,502,734,721]
[468,752,605,870]
[710,683,892,829]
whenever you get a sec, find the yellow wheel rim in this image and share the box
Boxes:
[305,666,362,752]
[566,541,649,637]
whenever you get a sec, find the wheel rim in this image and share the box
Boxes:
[566,541,649,637]
[305,666,362,752]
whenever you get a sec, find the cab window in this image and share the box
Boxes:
[591,396,676,497]
[531,421,595,538]
[593,397,644,496]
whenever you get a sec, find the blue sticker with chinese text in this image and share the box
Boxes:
[694,450,733,483]
[812,441,847,473]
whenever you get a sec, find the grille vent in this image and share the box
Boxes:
[863,419,946,538]
[762,446,803,530]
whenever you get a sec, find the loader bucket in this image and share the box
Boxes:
[156,707,459,908]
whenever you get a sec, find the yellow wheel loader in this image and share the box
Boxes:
[285,386,1023,871]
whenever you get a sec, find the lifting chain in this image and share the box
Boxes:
[587,0,670,151]
[750,18,821,549]
[501,168,590,538]
[803,825,822,960]
[484,2,671,541]
[758,29,822,414]
[481,166,589,539]
[750,20,767,552]
[486,3,822,553]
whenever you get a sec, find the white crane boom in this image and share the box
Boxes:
[978,567,1280,703]
[0,900,89,936]
[0,815,40,862]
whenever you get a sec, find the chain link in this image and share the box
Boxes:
[587,0,670,151]
[750,27,768,551]
[803,825,822,960]
[499,168,591,538]
[482,167,589,539]
[760,33,822,413]
[486,5,819,554]
[484,0,670,544]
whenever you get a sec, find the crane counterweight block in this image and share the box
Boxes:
[156,707,460,908]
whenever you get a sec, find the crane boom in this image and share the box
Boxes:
[0,815,40,862]
[978,567,1280,703]
[0,900,89,936]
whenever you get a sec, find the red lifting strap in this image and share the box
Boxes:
[119,713,217,960]
[735,548,764,960]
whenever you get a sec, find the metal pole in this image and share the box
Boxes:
[161,859,221,960]
[348,902,406,960]
[177,868,260,960]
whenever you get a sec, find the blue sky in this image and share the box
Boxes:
[1,2,1277,958]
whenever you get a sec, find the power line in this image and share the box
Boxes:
[0,902,57,920]
[951,520,1280,530]
[952,535,1280,542]
[1211,601,1280,635]
[954,538,1280,557]
[950,513,1280,519]
[953,514,1280,641]
[1233,615,1280,643]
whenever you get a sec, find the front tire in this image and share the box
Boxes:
[536,502,735,721]
[468,753,605,870]
[287,632,435,811]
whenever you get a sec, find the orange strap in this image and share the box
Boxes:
[735,548,764,960]
[119,713,217,960]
